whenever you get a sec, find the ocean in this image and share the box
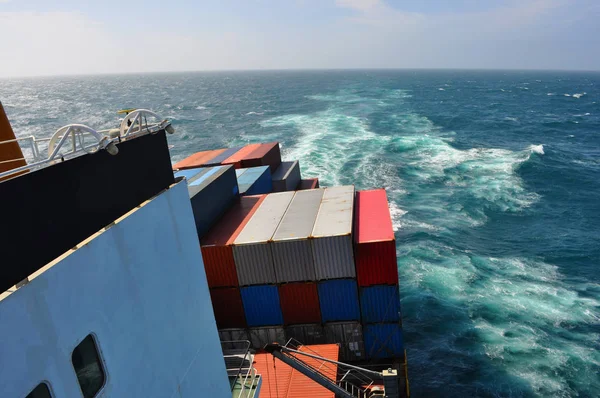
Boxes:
[1,70,599,397]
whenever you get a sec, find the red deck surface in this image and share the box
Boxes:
[254,344,339,398]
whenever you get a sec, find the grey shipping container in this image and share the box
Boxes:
[218,328,250,350]
[285,324,327,346]
[311,186,356,280]
[248,326,286,350]
[324,321,365,362]
[272,160,301,192]
[233,191,295,285]
[272,189,324,283]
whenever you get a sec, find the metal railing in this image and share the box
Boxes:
[221,340,260,398]
[0,110,173,181]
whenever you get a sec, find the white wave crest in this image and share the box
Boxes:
[196,106,206,110]
[547,93,555,96]
[529,144,544,155]
[246,111,264,116]
[573,92,586,99]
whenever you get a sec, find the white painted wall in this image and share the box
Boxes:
[0,179,231,398]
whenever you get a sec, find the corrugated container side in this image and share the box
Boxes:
[285,324,327,345]
[188,165,239,238]
[355,240,398,286]
[297,178,319,190]
[253,349,294,396]
[272,189,323,283]
[279,283,321,325]
[200,195,266,288]
[359,285,401,323]
[249,326,286,350]
[173,148,226,170]
[218,328,250,350]
[324,322,365,362]
[272,160,301,192]
[209,288,246,329]
[271,240,316,283]
[233,243,277,285]
[312,236,355,280]
[240,142,282,173]
[235,168,249,179]
[364,323,404,359]
[241,285,284,326]
[222,143,262,168]
[287,345,339,398]
[205,146,244,166]
[317,279,360,322]
[244,167,272,195]
[200,246,238,288]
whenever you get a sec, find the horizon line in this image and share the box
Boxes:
[1,66,599,80]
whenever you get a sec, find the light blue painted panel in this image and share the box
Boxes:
[0,180,231,398]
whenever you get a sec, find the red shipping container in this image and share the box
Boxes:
[222,143,262,169]
[240,142,282,173]
[253,344,338,398]
[201,195,266,287]
[209,288,247,328]
[279,283,321,325]
[297,178,319,190]
[173,148,226,170]
[354,189,398,286]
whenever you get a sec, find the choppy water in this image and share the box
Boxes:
[2,70,599,397]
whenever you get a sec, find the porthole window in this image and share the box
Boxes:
[71,334,106,398]
[25,383,52,398]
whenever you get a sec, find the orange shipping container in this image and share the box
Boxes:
[173,149,226,170]
[222,143,262,168]
[253,344,339,398]
[201,195,266,287]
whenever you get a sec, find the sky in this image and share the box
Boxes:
[0,0,599,77]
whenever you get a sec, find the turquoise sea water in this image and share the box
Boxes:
[2,70,599,397]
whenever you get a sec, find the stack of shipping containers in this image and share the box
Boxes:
[355,189,403,360]
[175,142,403,364]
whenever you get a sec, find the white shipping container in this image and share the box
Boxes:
[248,326,286,350]
[311,186,356,280]
[233,192,295,285]
[272,189,324,282]
[324,321,365,362]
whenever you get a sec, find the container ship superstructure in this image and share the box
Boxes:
[0,105,408,398]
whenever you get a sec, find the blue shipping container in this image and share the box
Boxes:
[241,285,284,326]
[174,167,209,182]
[237,166,272,195]
[364,323,403,359]
[359,285,401,323]
[318,279,360,322]
[187,165,239,238]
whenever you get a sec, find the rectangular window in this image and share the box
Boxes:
[26,383,52,398]
[72,334,106,398]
